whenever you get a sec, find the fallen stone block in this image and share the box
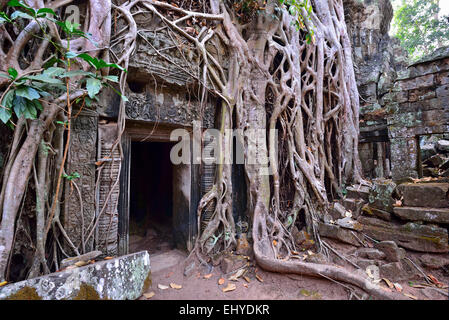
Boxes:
[0,251,151,300]
[362,204,392,221]
[220,254,247,274]
[397,183,449,208]
[346,185,370,202]
[419,254,449,269]
[358,216,448,253]
[393,206,449,224]
[329,202,348,219]
[318,222,361,247]
[341,198,365,219]
[368,179,397,213]
[374,241,405,262]
[437,140,449,152]
[356,248,386,260]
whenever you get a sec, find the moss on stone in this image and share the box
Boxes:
[6,286,42,300]
[142,272,152,293]
[73,283,105,300]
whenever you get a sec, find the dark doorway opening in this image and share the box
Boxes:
[129,141,176,255]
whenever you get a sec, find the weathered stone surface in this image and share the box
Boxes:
[437,140,449,152]
[379,262,405,281]
[220,254,247,274]
[318,222,361,247]
[356,258,381,270]
[341,198,365,219]
[374,241,405,262]
[368,179,397,213]
[330,202,348,219]
[346,185,371,202]
[0,251,151,300]
[393,206,449,224]
[235,233,252,256]
[359,216,448,253]
[362,204,392,221]
[183,261,196,277]
[419,254,449,269]
[60,251,103,269]
[398,183,449,208]
[356,248,386,260]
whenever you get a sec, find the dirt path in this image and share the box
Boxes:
[137,244,448,300]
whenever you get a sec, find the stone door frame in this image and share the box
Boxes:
[117,120,200,255]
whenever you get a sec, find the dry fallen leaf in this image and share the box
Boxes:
[0,281,7,287]
[74,261,88,267]
[158,284,169,290]
[383,278,394,289]
[104,256,113,260]
[203,273,213,279]
[242,283,248,288]
[218,278,225,285]
[393,199,402,207]
[243,276,251,283]
[255,274,264,282]
[170,283,182,290]
[272,240,278,246]
[229,268,245,281]
[143,292,155,299]
[403,293,418,300]
[222,283,236,293]
[428,274,444,288]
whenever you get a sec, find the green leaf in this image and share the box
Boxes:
[11,10,34,20]
[102,75,118,83]
[86,78,101,98]
[32,99,43,111]
[59,70,95,78]
[26,74,64,84]
[16,86,40,100]
[37,8,56,17]
[13,95,26,117]
[0,12,12,24]
[7,67,18,80]
[23,99,37,119]
[43,67,65,77]
[0,90,14,123]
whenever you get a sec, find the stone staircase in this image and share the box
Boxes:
[322,180,449,254]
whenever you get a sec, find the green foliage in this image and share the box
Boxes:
[393,0,449,61]
[278,0,315,44]
[63,172,80,181]
[0,0,127,127]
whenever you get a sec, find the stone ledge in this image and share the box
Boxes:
[393,206,449,224]
[0,251,151,300]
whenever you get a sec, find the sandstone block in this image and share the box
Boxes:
[359,216,448,253]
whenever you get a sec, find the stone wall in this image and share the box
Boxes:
[344,0,408,179]
[385,47,449,180]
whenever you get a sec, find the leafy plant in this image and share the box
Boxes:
[279,0,315,44]
[392,0,449,61]
[0,0,127,127]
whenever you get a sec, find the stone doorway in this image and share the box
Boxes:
[128,141,176,255]
[117,121,199,256]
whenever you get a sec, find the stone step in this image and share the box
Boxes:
[393,206,449,224]
[340,198,365,219]
[346,185,370,202]
[397,182,449,208]
[358,216,448,253]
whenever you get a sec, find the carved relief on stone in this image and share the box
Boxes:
[64,110,98,254]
